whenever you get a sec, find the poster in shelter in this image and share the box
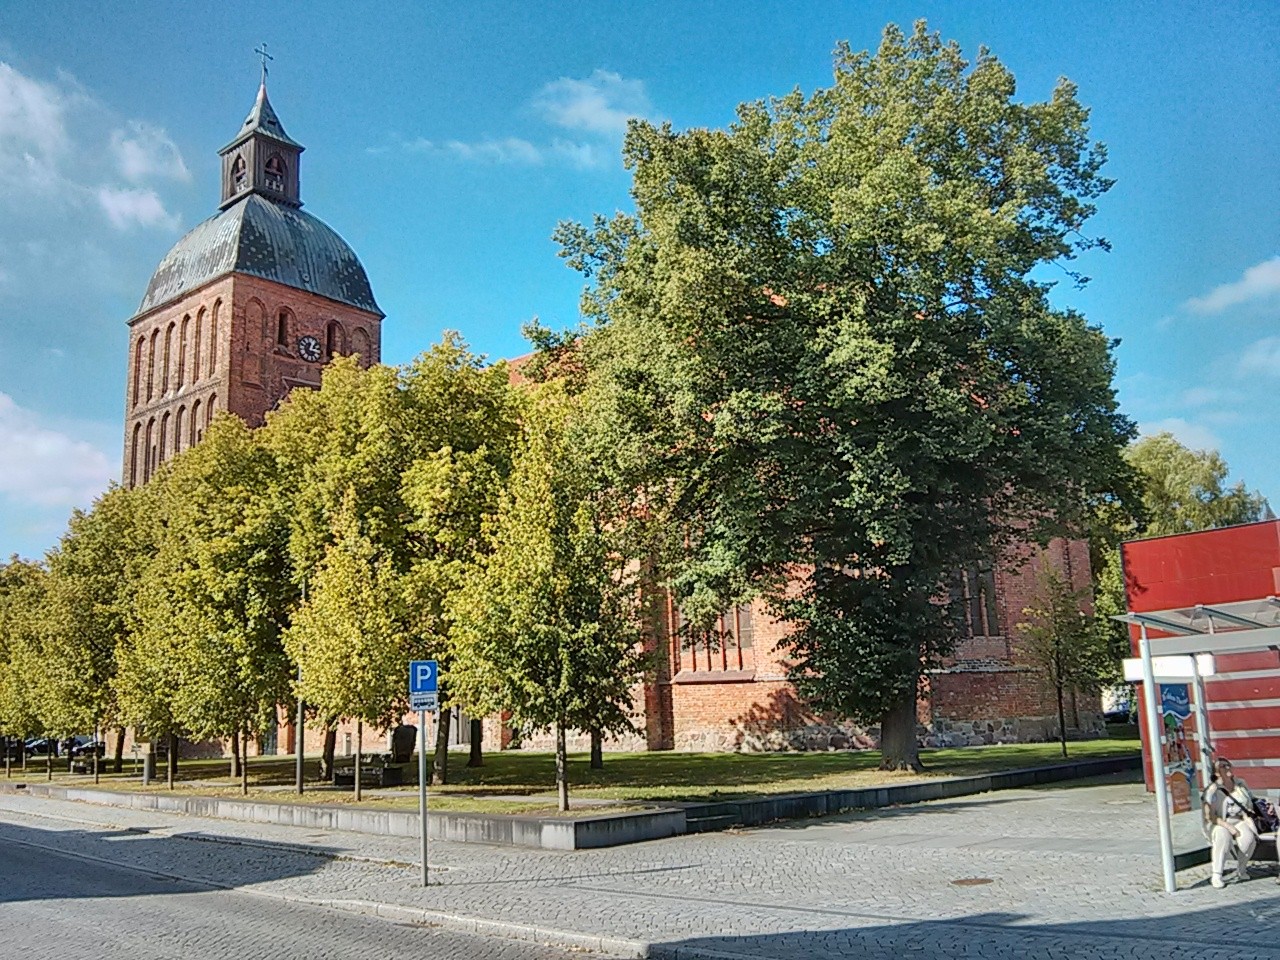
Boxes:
[1160,683,1194,814]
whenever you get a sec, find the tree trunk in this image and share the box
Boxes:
[112,727,125,774]
[166,733,178,788]
[432,708,451,786]
[354,720,363,802]
[47,745,53,781]
[555,721,569,812]
[1057,683,1068,759]
[240,720,250,795]
[878,688,923,772]
[589,728,603,770]
[93,721,100,785]
[467,719,483,768]
[229,729,241,779]
[321,722,337,781]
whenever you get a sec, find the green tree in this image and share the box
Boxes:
[448,385,645,810]
[1126,432,1269,536]
[1016,562,1113,758]
[0,558,48,765]
[398,334,521,780]
[556,22,1136,769]
[36,485,147,775]
[118,417,293,793]
[264,356,408,781]
[284,489,407,801]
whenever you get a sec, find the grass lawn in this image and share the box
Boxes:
[5,737,1139,816]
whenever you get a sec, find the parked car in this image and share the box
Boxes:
[69,737,106,759]
[25,737,58,757]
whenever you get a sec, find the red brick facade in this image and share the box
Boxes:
[123,274,381,486]
[507,537,1102,755]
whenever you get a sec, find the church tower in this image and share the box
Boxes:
[122,79,383,487]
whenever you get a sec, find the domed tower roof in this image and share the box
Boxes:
[136,194,382,316]
[133,80,382,319]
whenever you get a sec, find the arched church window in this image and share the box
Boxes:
[208,300,220,376]
[265,154,285,191]
[191,400,202,444]
[159,412,170,464]
[352,327,371,362]
[144,418,156,483]
[162,322,175,393]
[325,320,345,361]
[178,316,189,387]
[193,308,204,383]
[276,309,291,348]
[232,155,247,191]
[130,422,141,487]
[207,394,217,425]
[133,338,144,407]
[147,331,158,400]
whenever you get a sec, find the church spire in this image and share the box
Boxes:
[218,62,305,210]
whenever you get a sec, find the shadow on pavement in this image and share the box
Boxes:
[652,899,1280,959]
[0,818,334,905]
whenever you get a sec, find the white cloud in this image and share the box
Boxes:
[0,393,114,509]
[0,60,188,231]
[0,61,70,161]
[388,69,651,172]
[1180,386,1246,408]
[1239,336,1280,378]
[1185,256,1280,315]
[1141,418,1220,453]
[110,121,190,183]
[533,69,652,136]
[445,137,544,165]
[96,185,179,230]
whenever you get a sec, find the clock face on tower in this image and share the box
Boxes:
[297,335,322,362]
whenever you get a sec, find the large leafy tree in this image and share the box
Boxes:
[263,356,408,777]
[557,21,1135,768]
[119,417,294,792]
[398,334,521,780]
[284,489,407,801]
[1093,432,1270,661]
[0,558,47,753]
[36,485,148,772]
[448,385,645,810]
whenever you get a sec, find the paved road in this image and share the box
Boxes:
[2,772,1280,959]
[0,831,614,960]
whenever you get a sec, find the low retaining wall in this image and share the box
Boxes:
[0,753,1138,851]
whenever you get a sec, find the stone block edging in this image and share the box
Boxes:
[0,753,1138,850]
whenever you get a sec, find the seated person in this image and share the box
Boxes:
[1204,757,1258,888]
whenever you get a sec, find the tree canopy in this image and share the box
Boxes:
[555,21,1137,768]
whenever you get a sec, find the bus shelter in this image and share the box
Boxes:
[1116,597,1280,892]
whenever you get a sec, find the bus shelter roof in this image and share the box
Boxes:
[1114,596,1280,656]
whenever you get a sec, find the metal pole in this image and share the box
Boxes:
[296,663,305,795]
[418,708,429,886]
[1190,655,1212,797]
[1140,626,1177,893]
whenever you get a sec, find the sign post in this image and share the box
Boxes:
[409,660,438,887]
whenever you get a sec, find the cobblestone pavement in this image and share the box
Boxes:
[0,834,619,960]
[2,771,1278,959]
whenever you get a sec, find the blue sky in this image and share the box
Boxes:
[0,1,1276,560]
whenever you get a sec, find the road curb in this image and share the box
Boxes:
[0,752,1142,852]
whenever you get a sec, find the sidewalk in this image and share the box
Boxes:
[2,772,1278,959]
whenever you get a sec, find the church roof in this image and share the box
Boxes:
[223,82,303,152]
[135,193,382,318]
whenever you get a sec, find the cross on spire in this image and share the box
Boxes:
[254,42,273,85]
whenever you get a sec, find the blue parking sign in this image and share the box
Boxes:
[409,660,438,694]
